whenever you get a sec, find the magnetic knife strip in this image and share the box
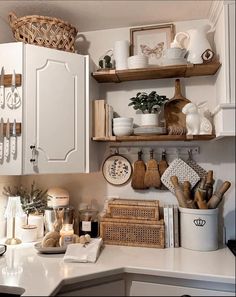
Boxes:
[1,122,21,136]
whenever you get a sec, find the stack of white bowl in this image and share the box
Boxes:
[113,117,134,136]
[127,55,148,69]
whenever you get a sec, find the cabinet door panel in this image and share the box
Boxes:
[130,281,235,296]
[24,44,86,174]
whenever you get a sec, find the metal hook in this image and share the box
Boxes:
[176,148,180,158]
[188,149,193,160]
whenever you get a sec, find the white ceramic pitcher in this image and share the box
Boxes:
[174,24,213,64]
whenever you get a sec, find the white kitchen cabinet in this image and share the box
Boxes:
[23,44,86,174]
[57,279,125,296]
[212,1,235,137]
[129,281,235,296]
[0,42,98,175]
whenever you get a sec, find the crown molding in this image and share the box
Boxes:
[208,0,224,28]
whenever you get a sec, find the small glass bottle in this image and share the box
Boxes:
[60,223,74,246]
[79,206,99,238]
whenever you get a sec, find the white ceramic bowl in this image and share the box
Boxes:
[113,122,133,128]
[113,126,133,136]
[113,117,133,125]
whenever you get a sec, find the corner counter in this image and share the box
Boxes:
[0,243,235,296]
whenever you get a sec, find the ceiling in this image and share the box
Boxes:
[0,0,214,32]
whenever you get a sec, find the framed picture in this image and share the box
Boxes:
[130,24,175,66]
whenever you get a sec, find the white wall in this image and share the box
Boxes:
[0,18,235,242]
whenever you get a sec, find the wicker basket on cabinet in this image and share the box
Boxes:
[8,12,77,52]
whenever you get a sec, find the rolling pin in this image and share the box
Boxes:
[183,181,197,209]
[205,170,214,201]
[207,181,231,209]
[194,190,208,209]
[170,176,188,208]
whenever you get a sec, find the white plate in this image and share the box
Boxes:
[34,242,66,254]
[102,154,132,185]
[134,126,166,135]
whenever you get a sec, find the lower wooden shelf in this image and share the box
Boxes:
[92,134,215,142]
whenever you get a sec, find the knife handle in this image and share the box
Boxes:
[0,86,5,107]
[0,142,3,160]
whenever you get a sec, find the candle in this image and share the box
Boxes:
[28,214,44,239]
[60,224,74,246]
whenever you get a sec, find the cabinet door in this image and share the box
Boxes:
[23,44,86,174]
[130,281,235,296]
[57,280,125,296]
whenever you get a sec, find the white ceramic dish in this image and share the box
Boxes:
[34,242,66,254]
[113,127,133,136]
[134,126,166,135]
[113,117,133,124]
[162,58,187,66]
[102,154,132,185]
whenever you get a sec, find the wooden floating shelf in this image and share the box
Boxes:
[91,62,221,83]
[92,134,216,142]
[3,74,22,87]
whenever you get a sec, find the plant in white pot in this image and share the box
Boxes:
[128,91,169,126]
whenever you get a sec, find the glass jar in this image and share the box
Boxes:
[60,223,74,247]
[79,207,99,237]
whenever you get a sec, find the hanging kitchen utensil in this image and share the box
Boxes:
[131,151,148,190]
[164,79,190,135]
[158,150,169,189]
[0,67,5,108]
[144,149,161,189]
[0,118,3,160]
[161,157,200,194]
[6,70,21,109]
[102,150,132,186]
[12,119,17,156]
[5,118,10,159]
[186,149,207,178]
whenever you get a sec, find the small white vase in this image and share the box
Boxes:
[141,113,159,126]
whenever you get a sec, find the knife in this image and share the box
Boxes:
[12,119,17,156]
[0,67,5,108]
[0,118,3,160]
[5,118,10,159]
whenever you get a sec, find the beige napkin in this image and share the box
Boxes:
[63,238,103,263]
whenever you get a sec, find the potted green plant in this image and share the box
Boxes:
[128,91,169,126]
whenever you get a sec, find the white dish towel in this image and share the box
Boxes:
[63,238,103,263]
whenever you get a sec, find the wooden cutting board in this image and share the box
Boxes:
[164,79,190,135]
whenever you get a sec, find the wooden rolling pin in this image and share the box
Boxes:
[207,181,231,209]
[170,176,188,208]
[183,181,196,209]
[205,170,214,202]
[194,190,208,209]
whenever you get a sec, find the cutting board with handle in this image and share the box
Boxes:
[131,151,148,190]
[164,79,190,135]
[144,149,161,189]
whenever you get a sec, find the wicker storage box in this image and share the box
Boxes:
[8,12,77,53]
[100,216,164,248]
[107,198,159,221]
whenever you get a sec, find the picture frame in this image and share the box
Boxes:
[130,24,175,66]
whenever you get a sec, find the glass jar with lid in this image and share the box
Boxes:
[79,206,99,237]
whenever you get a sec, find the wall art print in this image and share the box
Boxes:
[130,24,175,66]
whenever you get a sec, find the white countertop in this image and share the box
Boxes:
[0,242,235,296]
